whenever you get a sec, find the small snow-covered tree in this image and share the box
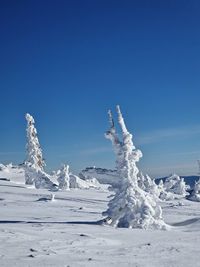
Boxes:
[158,179,164,190]
[188,179,200,202]
[57,164,70,190]
[194,179,200,194]
[172,178,188,196]
[163,174,188,197]
[103,106,167,230]
[164,174,180,192]
[138,172,160,199]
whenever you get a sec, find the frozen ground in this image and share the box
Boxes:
[0,169,200,267]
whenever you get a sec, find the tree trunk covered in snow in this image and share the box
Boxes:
[103,106,167,230]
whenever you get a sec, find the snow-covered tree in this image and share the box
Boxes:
[24,113,46,185]
[172,178,188,196]
[57,164,70,190]
[158,179,164,190]
[163,174,188,197]
[188,179,200,202]
[138,172,160,199]
[164,174,180,192]
[103,106,167,230]
[24,113,56,190]
[25,113,45,171]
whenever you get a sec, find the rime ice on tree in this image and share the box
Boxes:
[57,164,70,190]
[24,113,55,189]
[25,114,45,171]
[187,161,200,201]
[172,178,188,196]
[138,172,160,200]
[103,106,167,230]
[163,174,188,197]
[188,179,200,202]
[24,113,45,184]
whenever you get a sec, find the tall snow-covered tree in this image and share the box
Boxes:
[57,164,70,190]
[25,113,45,170]
[24,113,45,185]
[103,106,167,230]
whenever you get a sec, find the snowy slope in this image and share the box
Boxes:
[0,172,200,266]
[0,164,25,184]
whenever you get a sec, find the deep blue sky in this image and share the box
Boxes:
[0,0,200,177]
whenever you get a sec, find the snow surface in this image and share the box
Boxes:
[0,169,200,266]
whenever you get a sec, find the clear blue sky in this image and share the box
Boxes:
[0,0,200,177]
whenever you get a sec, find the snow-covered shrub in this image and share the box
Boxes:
[56,165,100,190]
[187,179,200,202]
[57,164,70,190]
[163,174,188,197]
[138,172,160,199]
[102,106,167,230]
[172,178,188,196]
[0,163,9,172]
[164,174,180,192]
[157,179,169,200]
[0,164,6,171]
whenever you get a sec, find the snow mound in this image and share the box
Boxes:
[36,194,56,202]
[0,163,25,184]
[69,174,91,189]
